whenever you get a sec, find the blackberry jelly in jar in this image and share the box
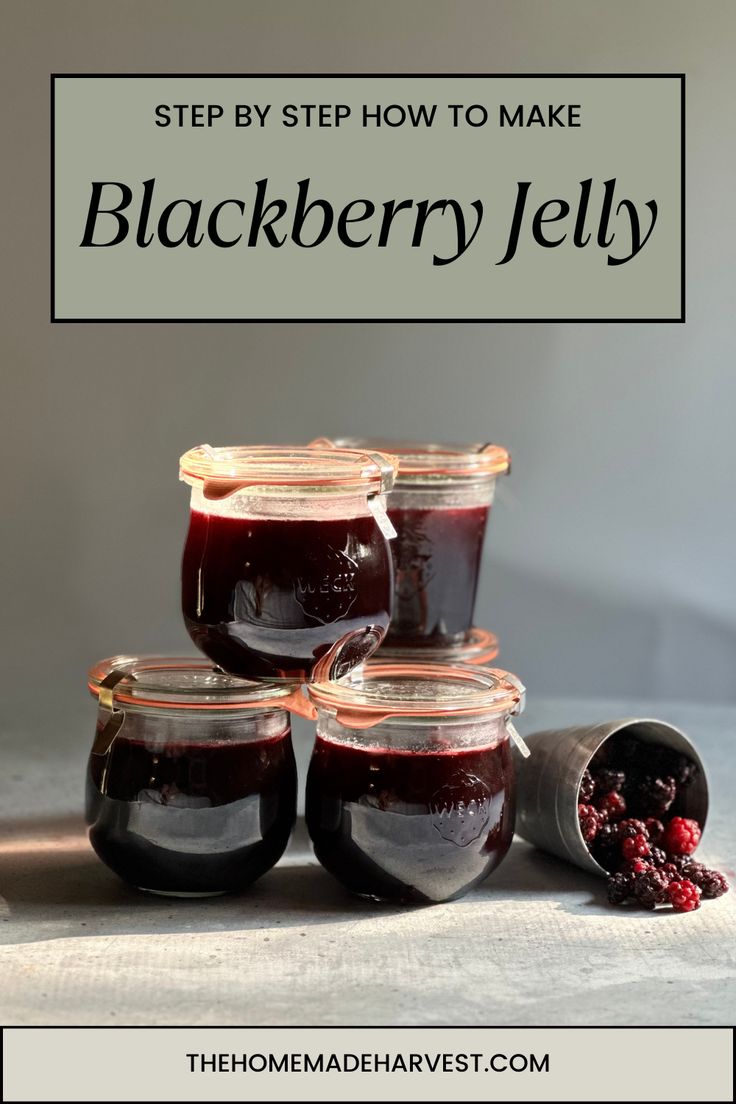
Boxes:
[180,445,398,682]
[311,439,509,649]
[85,655,308,896]
[306,662,525,904]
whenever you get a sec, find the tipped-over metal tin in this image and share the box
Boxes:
[515,718,709,877]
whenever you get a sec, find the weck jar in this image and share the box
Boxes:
[305,662,525,904]
[85,655,312,896]
[310,438,510,649]
[180,445,398,682]
[376,626,500,666]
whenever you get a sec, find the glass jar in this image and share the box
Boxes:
[310,439,509,649]
[306,662,525,904]
[180,445,399,682]
[85,655,311,896]
[376,626,500,666]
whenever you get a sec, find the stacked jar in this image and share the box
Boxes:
[85,442,525,904]
[310,438,510,664]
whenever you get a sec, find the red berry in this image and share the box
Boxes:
[622,833,650,861]
[578,803,601,843]
[596,791,627,820]
[622,857,652,874]
[663,817,702,856]
[617,818,649,841]
[667,879,702,912]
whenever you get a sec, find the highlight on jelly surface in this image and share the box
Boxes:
[85,656,302,896]
[180,445,399,682]
[306,662,525,904]
[308,438,510,649]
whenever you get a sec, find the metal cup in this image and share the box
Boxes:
[515,718,709,876]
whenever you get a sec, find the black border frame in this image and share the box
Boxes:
[50,73,686,324]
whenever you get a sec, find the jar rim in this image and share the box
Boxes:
[309,437,510,482]
[375,627,499,665]
[180,444,398,499]
[308,662,524,728]
[88,655,314,715]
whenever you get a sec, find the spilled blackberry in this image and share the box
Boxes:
[633,869,670,909]
[663,817,701,856]
[668,880,701,912]
[700,870,730,899]
[674,857,706,882]
[607,872,634,904]
[586,735,725,912]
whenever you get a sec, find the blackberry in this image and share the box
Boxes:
[617,818,649,841]
[667,753,699,788]
[675,858,706,883]
[579,769,596,803]
[634,775,677,816]
[645,818,665,844]
[647,846,667,867]
[597,791,627,820]
[621,857,652,875]
[663,817,702,856]
[578,803,601,843]
[633,869,670,909]
[607,872,634,905]
[594,768,625,793]
[700,870,730,899]
[596,822,618,849]
[622,834,650,861]
[660,862,680,882]
[668,879,701,912]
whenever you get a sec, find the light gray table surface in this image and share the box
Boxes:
[1,697,734,1027]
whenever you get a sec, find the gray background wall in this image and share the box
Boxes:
[1,0,735,728]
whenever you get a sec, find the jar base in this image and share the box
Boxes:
[136,887,230,898]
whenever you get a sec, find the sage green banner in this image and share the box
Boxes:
[52,75,683,320]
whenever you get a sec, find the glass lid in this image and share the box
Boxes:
[180,444,398,499]
[309,437,510,482]
[88,655,316,716]
[309,662,524,728]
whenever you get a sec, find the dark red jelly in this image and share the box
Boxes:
[86,719,296,895]
[182,511,393,681]
[305,734,514,903]
[385,505,489,647]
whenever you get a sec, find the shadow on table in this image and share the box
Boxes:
[475,840,607,912]
[0,815,415,945]
[1,814,636,944]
